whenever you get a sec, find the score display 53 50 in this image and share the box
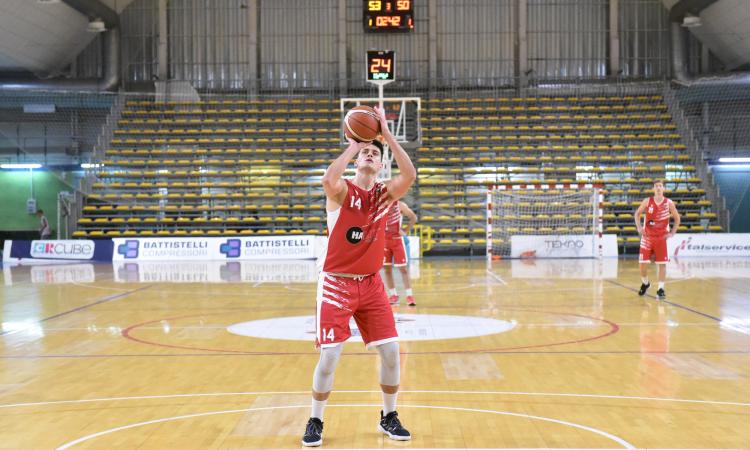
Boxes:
[364,0,414,32]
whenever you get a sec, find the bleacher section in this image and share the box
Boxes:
[74,94,722,252]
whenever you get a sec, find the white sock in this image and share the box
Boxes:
[641,277,649,284]
[311,398,327,419]
[405,288,413,296]
[658,282,664,290]
[382,392,398,415]
[389,288,397,296]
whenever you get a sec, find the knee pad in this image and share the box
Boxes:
[376,341,400,386]
[313,344,342,393]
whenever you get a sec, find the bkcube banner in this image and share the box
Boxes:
[111,236,316,261]
[3,239,114,263]
[668,233,750,258]
[30,240,96,260]
[510,234,618,258]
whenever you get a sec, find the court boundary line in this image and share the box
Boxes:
[53,403,635,450]
[486,268,508,285]
[604,279,723,322]
[3,389,749,410]
[2,349,749,359]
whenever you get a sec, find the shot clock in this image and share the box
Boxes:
[367,51,395,82]
[364,0,414,32]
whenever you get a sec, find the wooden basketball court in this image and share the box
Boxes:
[1,257,749,449]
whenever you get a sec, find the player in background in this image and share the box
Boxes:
[634,179,680,300]
[301,106,416,447]
[383,201,418,306]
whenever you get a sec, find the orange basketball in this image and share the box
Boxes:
[343,105,381,142]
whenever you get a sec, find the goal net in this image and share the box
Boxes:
[486,184,603,260]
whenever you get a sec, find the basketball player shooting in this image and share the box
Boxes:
[634,179,681,300]
[301,106,417,446]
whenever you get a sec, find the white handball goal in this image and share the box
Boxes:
[486,183,604,260]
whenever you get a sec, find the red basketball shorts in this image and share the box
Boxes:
[383,237,408,267]
[315,271,398,349]
[639,233,669,264]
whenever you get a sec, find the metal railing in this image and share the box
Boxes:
[132,75,670,100]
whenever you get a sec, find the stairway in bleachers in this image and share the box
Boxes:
[73,94,722,253]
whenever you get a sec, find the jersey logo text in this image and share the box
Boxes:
[346,227,364,244]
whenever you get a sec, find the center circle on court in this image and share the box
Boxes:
[227,313,516,342]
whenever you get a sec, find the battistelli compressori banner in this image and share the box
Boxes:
[111,236,317,261]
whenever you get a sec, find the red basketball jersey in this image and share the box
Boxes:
[644,196,672,237]
[384,202,403,239]
[323,179,390,275]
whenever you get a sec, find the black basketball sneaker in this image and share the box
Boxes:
[378,410,411,441]
[301,417,323,447]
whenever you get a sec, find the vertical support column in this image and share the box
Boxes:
[157,0,168,80]
[596,188,604,259]
[486,187,493,264]
[609,0,620,76]
[338,0,348,95]
[515,0,528,89]
[633,0,640,77]
[701,43,710,74]
[247,0,259,96]
[702,101,710,153]
[428,0,438,92]
[671,21,688,81]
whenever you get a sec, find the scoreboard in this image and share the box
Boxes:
[364,0,414,33]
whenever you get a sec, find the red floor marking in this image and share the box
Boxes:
[122,310,620,355]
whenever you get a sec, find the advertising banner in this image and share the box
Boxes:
[3,239,113,263]
[111,236,316,261]
[668,233,750,258]
[510,234,618,258]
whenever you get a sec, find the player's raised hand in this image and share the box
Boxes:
[373,106,390,137]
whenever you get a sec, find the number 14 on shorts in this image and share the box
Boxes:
[322,328,335,342]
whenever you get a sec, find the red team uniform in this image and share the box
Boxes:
[639,196,673,264]
[317,180,398,348]
[383,202,408,267]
